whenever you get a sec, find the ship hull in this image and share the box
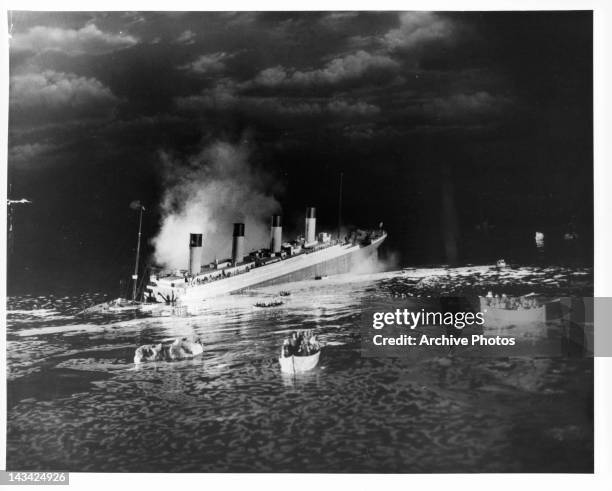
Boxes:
[149,233,386,302]
[251,238,381,288]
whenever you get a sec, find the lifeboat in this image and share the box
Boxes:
[479,296,546,326]
[279,349,321,374]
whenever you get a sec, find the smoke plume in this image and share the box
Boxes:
[152,141,281,269]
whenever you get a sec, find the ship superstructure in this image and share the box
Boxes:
[146,207,386,302]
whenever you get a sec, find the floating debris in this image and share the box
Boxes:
[134,338,204,363]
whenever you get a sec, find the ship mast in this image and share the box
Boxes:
[337,172,343,241]
[7,183,32,256]
[131,201,145,301]
[8,183,15,256]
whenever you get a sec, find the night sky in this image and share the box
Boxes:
[7,11,593,295]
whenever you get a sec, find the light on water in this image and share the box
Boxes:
[7,266,593,472]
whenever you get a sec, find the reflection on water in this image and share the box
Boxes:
[6,266,593,472]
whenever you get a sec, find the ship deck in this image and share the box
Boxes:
[149,233,386,301]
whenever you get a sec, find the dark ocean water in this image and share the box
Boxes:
[6,265,594,473]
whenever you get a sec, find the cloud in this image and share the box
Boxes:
[253,50,399,88]
[251,98,380,118]
[221,12,259,27]
[384,12,453,50]
[423,91,510,120]
[11,23,138,55]
[8,141,61,166]
[10,70,118,121]
[175,30,196,45]
[327,99,380,117]
[175,79,239,109]
[319,12,360,27]
[180,52,230,74]
[342,123,391,139]
[254,66,288,87]
[176,81,380,120]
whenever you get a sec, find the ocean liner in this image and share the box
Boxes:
[145,207,386,303]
